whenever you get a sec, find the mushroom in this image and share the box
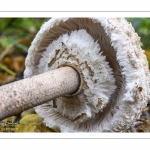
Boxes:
[0,17,150,132]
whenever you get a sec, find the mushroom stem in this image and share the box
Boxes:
[0,66,80,121]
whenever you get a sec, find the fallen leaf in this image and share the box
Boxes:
[14,114,55,132]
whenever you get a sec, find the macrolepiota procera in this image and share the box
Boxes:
[0,18,150,132]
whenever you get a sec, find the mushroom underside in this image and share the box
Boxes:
[24,18,150,132]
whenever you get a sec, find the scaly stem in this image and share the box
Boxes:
[0,66,80,120]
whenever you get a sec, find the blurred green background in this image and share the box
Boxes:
[126,18,150,50]
[0,18,48,53]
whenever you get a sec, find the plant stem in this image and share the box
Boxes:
[0,63,16,76]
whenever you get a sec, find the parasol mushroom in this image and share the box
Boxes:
[0,17,150,132]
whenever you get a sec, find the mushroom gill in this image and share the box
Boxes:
[24,18,150,132]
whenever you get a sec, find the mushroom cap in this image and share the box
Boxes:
[24,18,150,132]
